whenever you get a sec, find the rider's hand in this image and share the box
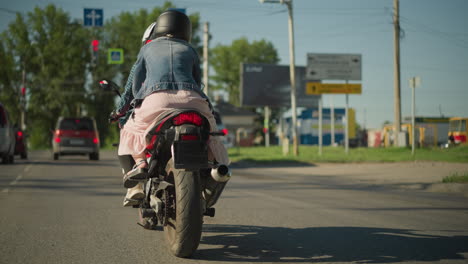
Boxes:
[108,111,124,123]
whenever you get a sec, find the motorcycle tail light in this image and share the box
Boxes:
[17,131,23,138]
[221,128,228,135]
[173,112,203,126]
[181,135,198,141]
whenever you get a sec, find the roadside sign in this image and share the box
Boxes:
[306,53,361,81]
[409,76,421,88]
[306,82,362,95]
[84,8,103,27]
[240,63,319,107]
[108,49,124,64]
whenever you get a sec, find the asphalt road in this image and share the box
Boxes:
[1,150,468,264]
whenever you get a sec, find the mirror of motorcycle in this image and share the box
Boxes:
[98,79,122,98]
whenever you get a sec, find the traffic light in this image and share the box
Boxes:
[92,39,99,52]
[91,39,99,64]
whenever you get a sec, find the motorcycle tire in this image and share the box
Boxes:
[164,160,203,258]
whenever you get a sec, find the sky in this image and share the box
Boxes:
[1,0,467,129]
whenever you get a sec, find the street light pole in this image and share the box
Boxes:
[259,0,298,156]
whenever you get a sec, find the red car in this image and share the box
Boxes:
[52,117,100,160]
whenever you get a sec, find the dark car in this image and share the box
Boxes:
[213,110,232,148]
[14,127,28,159]
[52,117,100,160]
[0,103,16,164]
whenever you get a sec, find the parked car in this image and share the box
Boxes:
[0,103,16,164]
[14,127,28,159]
[52,117,100,160]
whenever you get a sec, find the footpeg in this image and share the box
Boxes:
[204,207,215,217]
[123,168,149,188]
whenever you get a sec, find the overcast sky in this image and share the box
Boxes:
[1,0,467,129]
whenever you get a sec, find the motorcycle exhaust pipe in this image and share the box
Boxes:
[211,165,231,183]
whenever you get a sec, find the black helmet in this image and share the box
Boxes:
[152,10,191,42]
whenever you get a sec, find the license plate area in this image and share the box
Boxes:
[69,139,85,145]
[173,141,208,170]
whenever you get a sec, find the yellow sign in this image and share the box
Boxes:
[306,82,362,94]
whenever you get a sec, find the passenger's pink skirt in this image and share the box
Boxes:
[118,90,230,165]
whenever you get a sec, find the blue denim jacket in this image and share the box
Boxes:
[117,37,209,126]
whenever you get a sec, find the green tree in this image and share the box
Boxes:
[210,37,279,105]
[0,2,204,149]
[1,5,91,148]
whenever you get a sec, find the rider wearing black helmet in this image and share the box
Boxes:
[117,10,229,206]
[152,10,191,42]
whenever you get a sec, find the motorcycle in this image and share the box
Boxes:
[99,79,231,258]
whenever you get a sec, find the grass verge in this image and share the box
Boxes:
[442,172,468,183]
[228,145,468,164]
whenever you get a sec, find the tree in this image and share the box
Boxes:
[0,2,204,148]
[210,37,279,105]
[1,5,91,148]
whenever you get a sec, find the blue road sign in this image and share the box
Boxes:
[108,49,124,64]
[84,8,103,27]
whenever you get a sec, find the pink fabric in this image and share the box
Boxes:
[118,90,230,165]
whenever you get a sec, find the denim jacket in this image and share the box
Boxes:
[117,37,209,126]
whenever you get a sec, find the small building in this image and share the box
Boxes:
[381,117,450,147]
[282,108,356,146]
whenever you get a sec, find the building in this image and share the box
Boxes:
[282,108,356,146]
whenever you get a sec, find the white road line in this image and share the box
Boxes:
[1,164,32,193]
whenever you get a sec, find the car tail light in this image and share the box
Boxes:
[221,128,228,135]
[93,138,99,144]
[172,112,203,126]
[54,130,61,143]
[17,131,23,138]
[181,135,198,141]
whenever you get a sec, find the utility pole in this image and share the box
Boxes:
[286,0,298,156]
[20,64,26,131]
[259,0,298,156]
[203,22,209,95]
[393,0,402,146]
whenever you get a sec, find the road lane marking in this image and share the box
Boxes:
[1,164,32,193]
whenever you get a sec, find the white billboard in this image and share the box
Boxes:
[306,53,362,81]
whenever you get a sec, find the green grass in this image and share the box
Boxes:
[228,145,468,164]
[442,172,468,183]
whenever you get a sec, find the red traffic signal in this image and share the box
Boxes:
[91,39,99,52]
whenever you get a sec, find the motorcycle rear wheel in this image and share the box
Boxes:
[164,161,203,258]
